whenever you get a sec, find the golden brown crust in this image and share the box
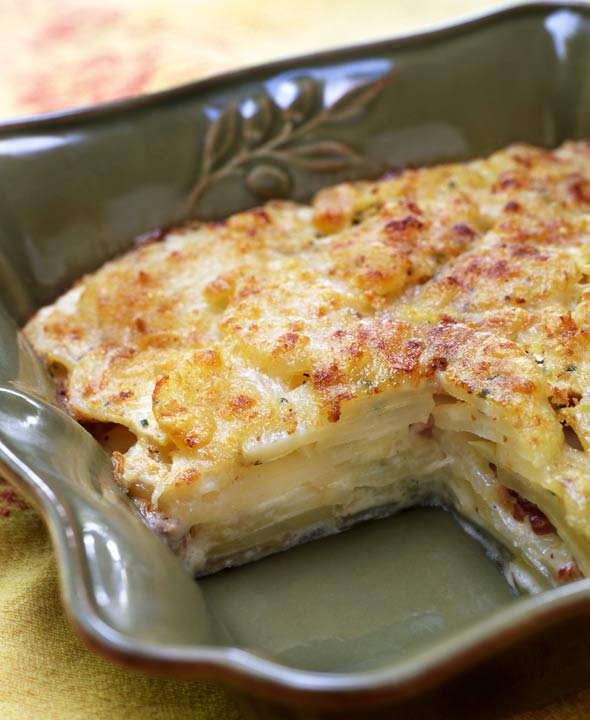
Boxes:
[24,140,590,557]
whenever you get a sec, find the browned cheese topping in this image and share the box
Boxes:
[24,141,590,573]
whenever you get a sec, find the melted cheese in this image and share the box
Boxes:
[25,140,590,585]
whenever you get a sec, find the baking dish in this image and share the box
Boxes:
[0,3,589,718]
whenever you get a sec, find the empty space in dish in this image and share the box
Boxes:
[200,506,516,672]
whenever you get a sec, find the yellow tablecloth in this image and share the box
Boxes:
[1,1,589,718]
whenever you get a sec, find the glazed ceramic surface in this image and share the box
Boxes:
[0,3,589,718]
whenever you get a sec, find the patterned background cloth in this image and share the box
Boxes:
[1,1,590,718]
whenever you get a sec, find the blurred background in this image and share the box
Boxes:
[2,0,521,120]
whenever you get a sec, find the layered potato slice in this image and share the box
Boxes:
[25,140,590,589]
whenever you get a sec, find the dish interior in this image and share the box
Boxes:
[201,507,516,672]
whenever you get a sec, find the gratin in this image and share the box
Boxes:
[25,140,590,590]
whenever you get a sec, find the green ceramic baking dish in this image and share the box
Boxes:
[0,3,589,718]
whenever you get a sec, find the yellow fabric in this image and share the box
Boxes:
[1,1,589,718]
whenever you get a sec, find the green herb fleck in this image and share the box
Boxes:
[279,397,289,404]
[567,365,577,372]
[140,418,149,427]
[487,374,500,381]
[477,388,491,399]
[254,460,263,466]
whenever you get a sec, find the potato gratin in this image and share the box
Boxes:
[25,141,590,590]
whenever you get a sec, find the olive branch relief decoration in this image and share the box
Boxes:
[187,72,393,211]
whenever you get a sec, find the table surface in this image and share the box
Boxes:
[1,1,589,719]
